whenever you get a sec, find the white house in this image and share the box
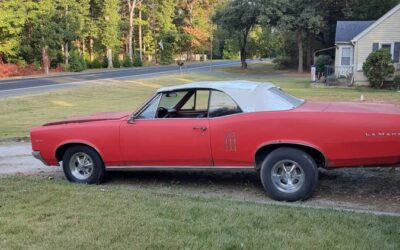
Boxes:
[334,4,400,85]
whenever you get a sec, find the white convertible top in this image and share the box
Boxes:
[157,80,303,112]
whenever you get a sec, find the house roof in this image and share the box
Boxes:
[157,80,304,112]
[335,21,375,43]
[352,4,400,42]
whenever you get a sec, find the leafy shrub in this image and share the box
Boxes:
[88,58,103,69]
[33,60,41,70]
[10,59,27,68]
[272,56,291,70]
[362,49,395,88]
[122,56,133,67]
[394,75,400,91]
[102,56,109,68]
[113,54,121,68]
[133,55,143,67]
[222,50,239,60]
[315,55,332,74]
[60,63,70,71]
[68,50,86,72]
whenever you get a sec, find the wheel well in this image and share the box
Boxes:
[255,143,326,170]
[55,143,102,162]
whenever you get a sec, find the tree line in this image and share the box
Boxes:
[0,0,399,73]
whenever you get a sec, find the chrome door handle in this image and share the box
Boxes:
[193,126,207,131]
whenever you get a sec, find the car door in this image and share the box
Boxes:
[119,90,212,166]
[208,90,252,167]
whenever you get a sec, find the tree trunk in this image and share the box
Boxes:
[240,29,250,70]
[128,21,134,63]
[89,37,94,62]
[150,2,158,64]
[127,0,137,64]
[82,39,85,56]
[240,48,247,70]
[306,33,313,70]
[65,42,69,65]
[296,30,303,73]
[107,47,113,69]
[65,5,69,65]
[42,47,50,74]
[139,4,143,62]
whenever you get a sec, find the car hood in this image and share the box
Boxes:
[43,111,131,126]
[295,102,400,114]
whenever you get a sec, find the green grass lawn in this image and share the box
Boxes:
[0,63,399,139]
[0,176,399,249]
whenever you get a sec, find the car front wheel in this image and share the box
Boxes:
[260,147,318,201]
[62,145,104,184]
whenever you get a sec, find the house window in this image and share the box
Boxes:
[379,43,394,60]
[341,47,351,66]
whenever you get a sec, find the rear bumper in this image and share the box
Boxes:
[32,151,49,166]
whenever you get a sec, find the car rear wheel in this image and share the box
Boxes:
[260,147,318,201]
[62,145,104,184]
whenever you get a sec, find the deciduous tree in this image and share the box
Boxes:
[100,0,120,69]
[213,0,259,69]
[0,0,27,63]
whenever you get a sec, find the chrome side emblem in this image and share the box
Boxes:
[224,132,237,152]
[366,132,400,137]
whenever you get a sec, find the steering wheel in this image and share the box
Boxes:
[157,107,169,118]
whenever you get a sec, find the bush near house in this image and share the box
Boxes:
[315,55,332,79]
[394,75,400,91]
[362,49,395,88]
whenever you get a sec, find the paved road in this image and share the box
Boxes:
[0,60,240,94]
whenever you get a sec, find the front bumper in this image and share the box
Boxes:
[32,151,49,166]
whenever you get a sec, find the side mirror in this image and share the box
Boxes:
[128,114,135,124]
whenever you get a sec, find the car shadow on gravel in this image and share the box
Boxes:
[100,167,400,214]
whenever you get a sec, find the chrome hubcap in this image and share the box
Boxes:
[69,152,94,180]
[271,160,305,193]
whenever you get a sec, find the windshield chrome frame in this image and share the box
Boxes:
[132,93,161,119]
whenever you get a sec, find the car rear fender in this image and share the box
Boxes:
[254,141,328,170]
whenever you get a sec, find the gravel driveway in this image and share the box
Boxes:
[1,141,399,215]
[0,141,61,175]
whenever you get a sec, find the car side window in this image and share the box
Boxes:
[136,94,161,119]
[182,90,210,111]
[209,90,242,117]
[159,91,188,109]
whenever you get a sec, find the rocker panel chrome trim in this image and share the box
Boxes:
[105,166,254,171]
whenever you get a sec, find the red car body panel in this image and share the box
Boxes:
[119,119,212,166]
[30,102,400,168]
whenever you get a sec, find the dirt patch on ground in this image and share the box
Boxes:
[97,167,400,214]
[1,141,399,214]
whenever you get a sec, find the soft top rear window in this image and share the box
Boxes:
[268,87,304,108]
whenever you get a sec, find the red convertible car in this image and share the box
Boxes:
[31,80,400,201]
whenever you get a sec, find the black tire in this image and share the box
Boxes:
[260,147,318,201]
[62,145,105,184]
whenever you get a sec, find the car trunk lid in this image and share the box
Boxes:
[295,102,400,114]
